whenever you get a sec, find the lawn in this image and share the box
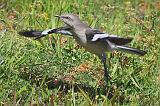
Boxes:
[0,0,160,105]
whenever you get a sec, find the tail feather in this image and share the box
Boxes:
[116,45,146,56]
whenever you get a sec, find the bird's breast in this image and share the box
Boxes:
[72,29,87,46]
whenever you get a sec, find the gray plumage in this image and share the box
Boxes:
[56,13,146,56]
[19,14,146,56]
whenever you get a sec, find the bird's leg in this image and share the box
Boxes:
[101,52,110,90]
[97,52,110,97]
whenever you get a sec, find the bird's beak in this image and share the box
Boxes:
[55,15,60,18]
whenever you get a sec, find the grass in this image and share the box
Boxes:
[0,0,160,105]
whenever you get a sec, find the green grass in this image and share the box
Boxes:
[0,0,160,105]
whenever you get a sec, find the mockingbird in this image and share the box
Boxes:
[19,13,146,88]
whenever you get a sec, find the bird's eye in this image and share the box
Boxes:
[64,16,71,20]
[62,16,73,21]
[65,16,69,19]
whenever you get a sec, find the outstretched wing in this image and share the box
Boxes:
[85,29,133,45]
[18,26,73,39]
[18,30,43,37]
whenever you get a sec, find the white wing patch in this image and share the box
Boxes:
[91,33,117,41]
[41,29,72,35]
[41,29,53,35]
[57,30,72,35]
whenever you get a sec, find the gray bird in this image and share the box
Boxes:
[19,13,146,88]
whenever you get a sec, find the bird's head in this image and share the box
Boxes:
[55,13,81,27]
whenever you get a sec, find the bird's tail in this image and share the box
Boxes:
[116,45,146,56]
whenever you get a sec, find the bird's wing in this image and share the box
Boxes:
[18,30,43,37]
[18,26,73,39]
[85,29,133,45]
